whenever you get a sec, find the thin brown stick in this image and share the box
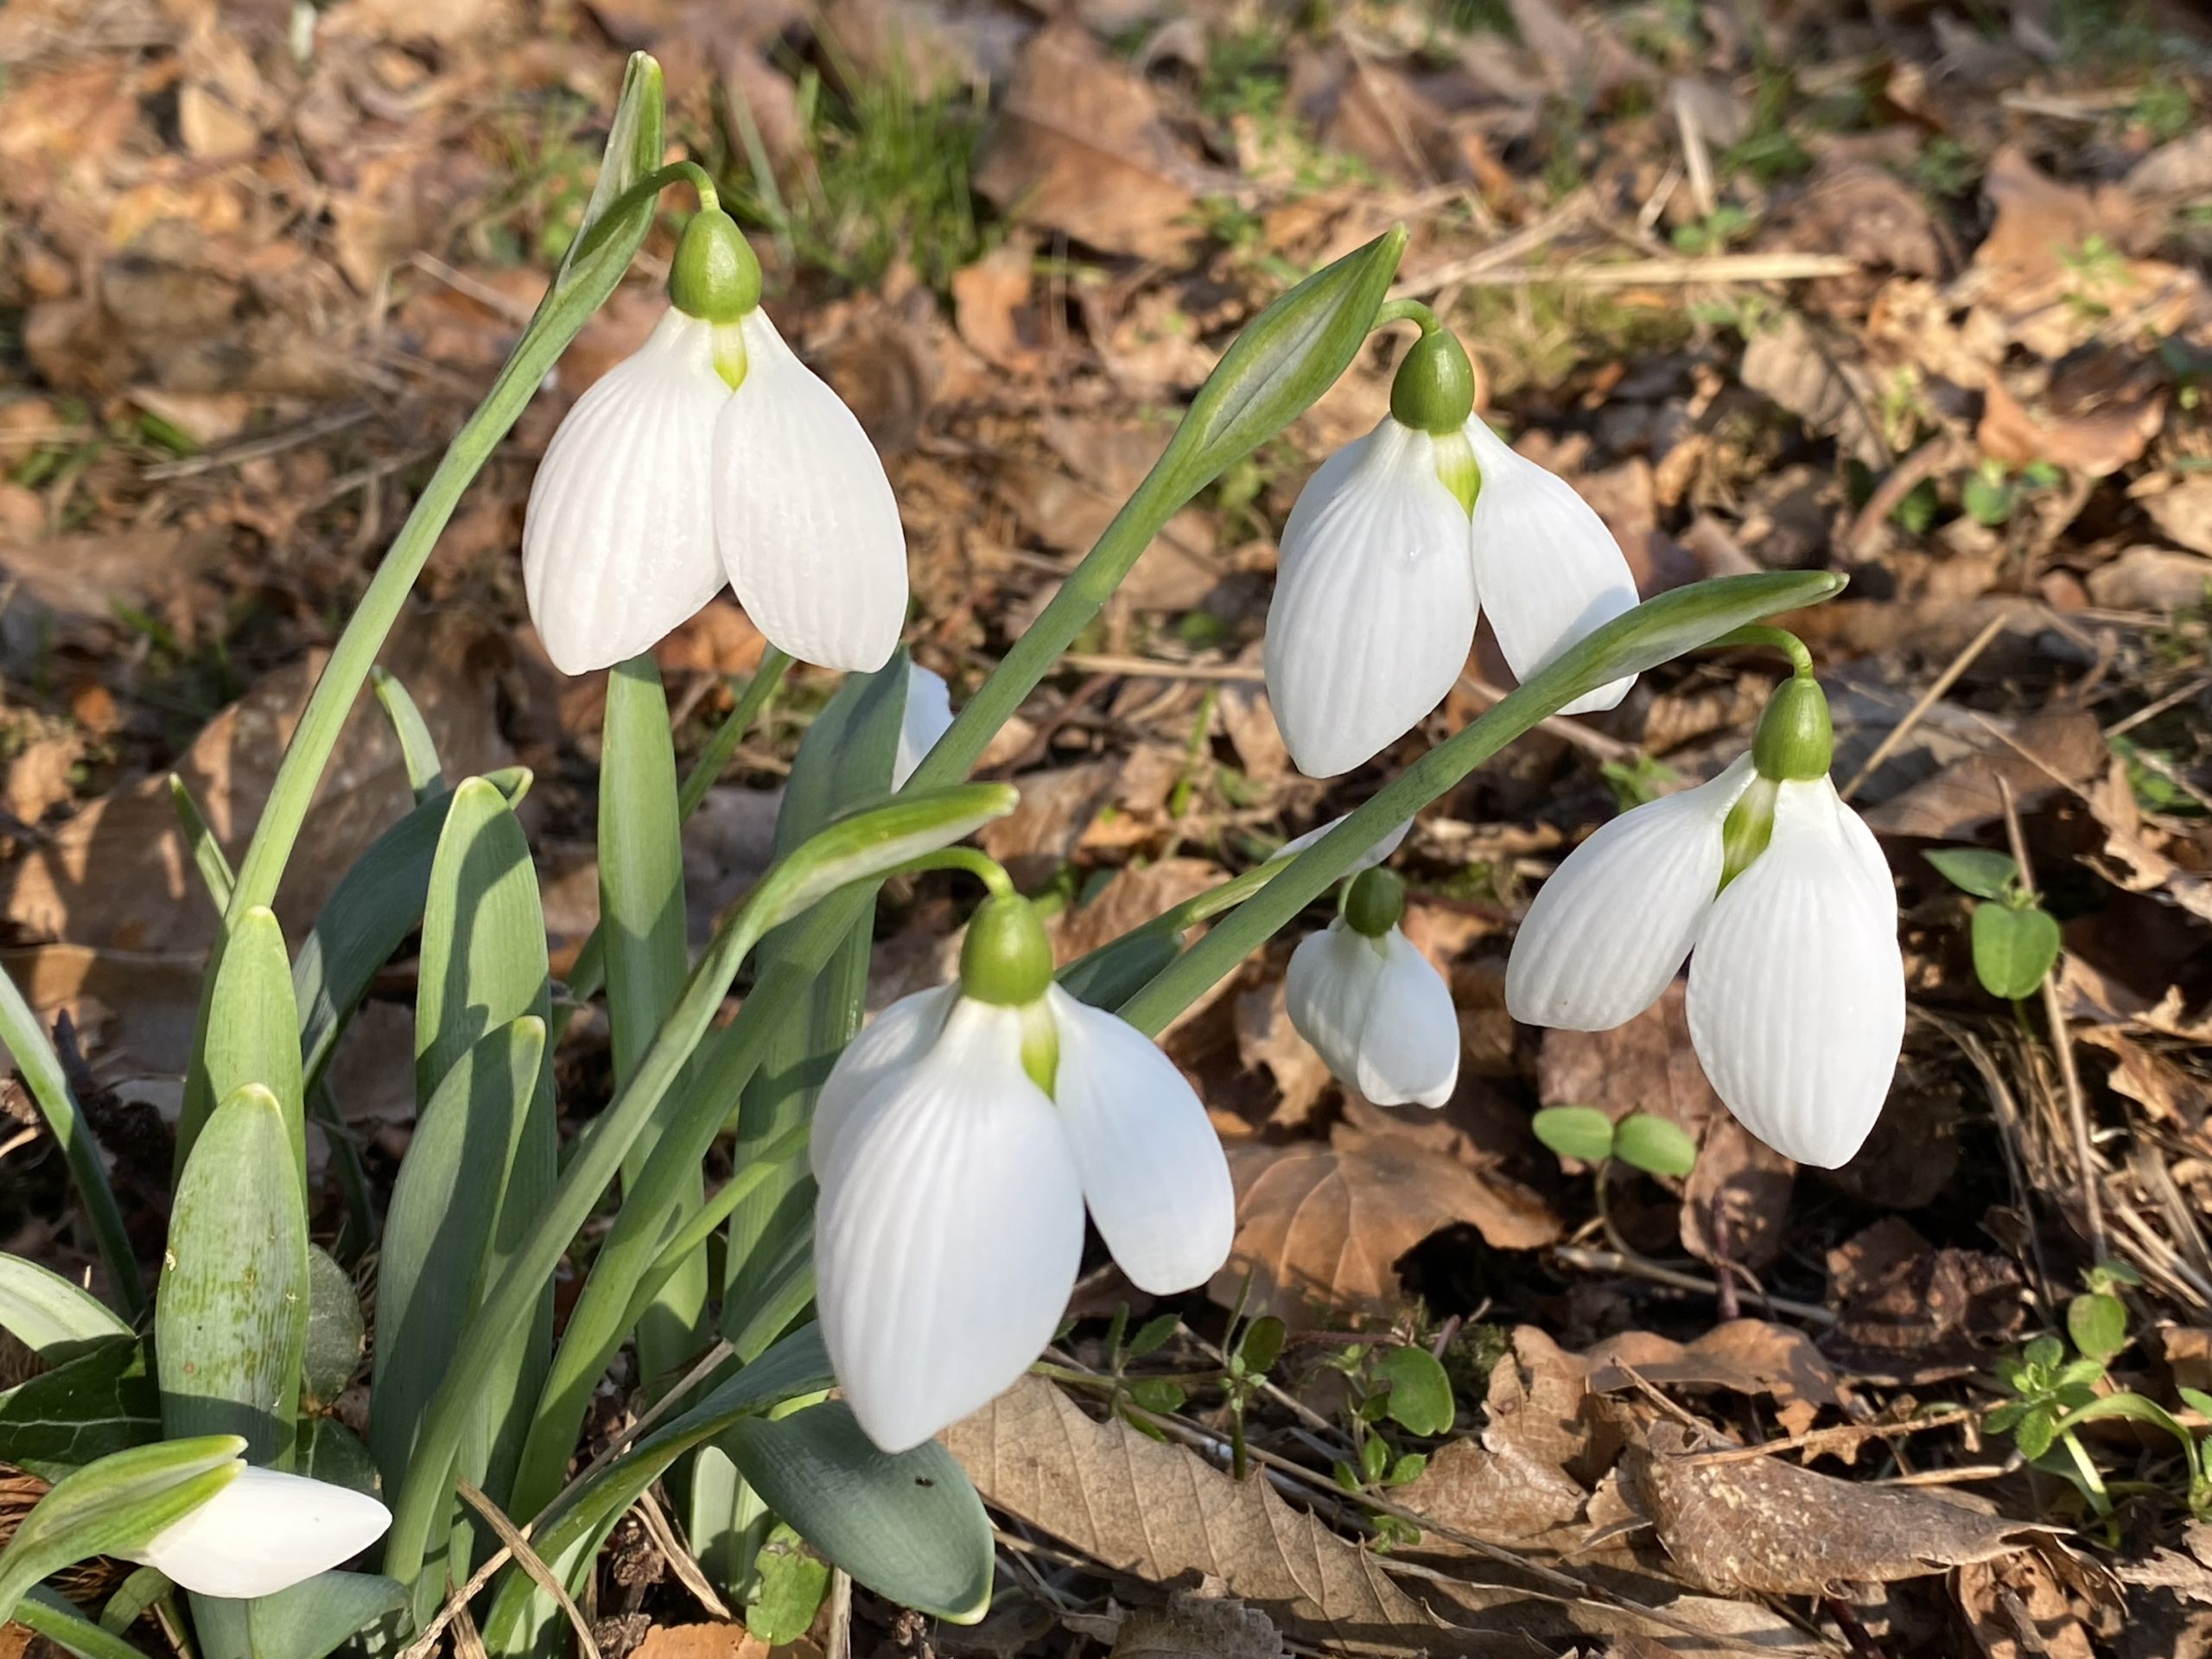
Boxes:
[1551,1243,1838,1325]
[1996,775,2107,1259]
[455,1478,602,1659]
[1684,1409,1977,1466]
[1845,435,1966,557]
[1839,612,2011,801]
[636,1486,732,1620]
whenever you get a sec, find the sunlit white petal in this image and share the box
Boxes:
[1463,417,1641,716]
[1275,812,1412,872]
[524,308,730,674]
[893,664,956,790]
[1351,931,1460,1108]
[714,310,907,672]
[1264,419,1479,777]
[1687,779,1904,1168]
[1044,988,1232,1294]
[814,998,1083,1451]
[1287,923,1459,1108]
[810,983,958,1183]
[136,1467,391,1599]
[1505,757,1755,1030]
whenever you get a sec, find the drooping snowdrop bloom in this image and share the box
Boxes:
[135,1464,391,1599]
[1504,672,1904,1167]
[893,663,955,790]
[1287,867,1459,1108]
[1265,327,1640,777]
[813,892,1234,1452]
[524,207,907,675]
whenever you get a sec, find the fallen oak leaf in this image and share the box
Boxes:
[944,1376,1528,1656]
[1627,1421,2055,1598]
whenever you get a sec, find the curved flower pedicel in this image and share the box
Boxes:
[1504,670,1904,1167]
[1286,866,1459,1109]
[524,205,906,675]
[1265,326,1639,777]
[137,1465,392,1599]
[812,892,1234,1452]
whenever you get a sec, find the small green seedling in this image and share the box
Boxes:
[1320,1339,1455,1547]
[1532,1105,1698,1179]
[1962,458,2062,527]
[1926,848,2062,1001]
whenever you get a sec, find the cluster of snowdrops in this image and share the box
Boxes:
[0,65,1898,1637]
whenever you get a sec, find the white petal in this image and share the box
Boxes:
[522,308,731,675]
[1687,778,1905,1168]
[1351,931,1461,1109]
[1044,988,1233,1295]
[893,664,956,790]
[1464,417,1641,716]
[1263,419,1479,777]
[136,1466,391,1599]
[1285,921,1385,1088]
[1504,756,1755,1030]
[810,983,958,1183]
[714,310,907,672]
[813,998,1083,1451]
[1274,812,1411,872]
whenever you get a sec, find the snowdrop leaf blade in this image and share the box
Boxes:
[720,1401,994,1624]
[715,312,907,672]
[157,1085,308,1462]
[0,1439,241,1623]
[245,1571,410,1659]
[1172,227,1405,486]
[1504,756,1753,1030]
[600,658,690,1090]
[524,311,728,674]
[814,1003,1084,1451]
[137,1467,391,1600]
[1265,423,1479,776]
[1046,990,1235,1294]
[193,905,303,1185]
[14,1586,155,1659]
[0,1255,130,1363]
[1352,933,1461,1108]
[1465,419,1642,714]
[367,667,446,804]
[1688,781,1904,1168]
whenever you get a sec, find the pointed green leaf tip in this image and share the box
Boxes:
[1751,674,1834,781]
[668,207,762,324]
[1389,328,1475,435]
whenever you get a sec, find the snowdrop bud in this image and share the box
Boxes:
[667,207,762,326]
[893,664,955,791]
[1287,892,1459,1109]
[135,1466,391,1599]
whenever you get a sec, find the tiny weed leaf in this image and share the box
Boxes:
[1925,847,2019,900]
[2015,1407,2057,1461]
[1532,1105,1615,1165]
[1238,1317,1287,1376]
[1614,1114,1698,1179]
[2068,1292,2129,1365]
[1127,1315,1181,1360]
[1972,902,2061,1000]
[1376,1346,1454,1436]
[1128,1378,1187,1415]
[1360,1434,1391,1484]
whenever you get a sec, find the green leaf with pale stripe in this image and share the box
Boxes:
[157,1084,308,1463]
[191,906,304,1185]
[0,1255,129,1362]
[721,1400,993,1623]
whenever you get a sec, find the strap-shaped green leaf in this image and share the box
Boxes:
[188,906,304,1183]
[369,666,448,804]
[480,1326,834,1654]
[599,656,704,1389]
[157,1084,308,1463]
[720,1401,992,1623]
[369,1014,543,1496]
[0,1255,129,1361]
[24,1582,158,1658]
[245,1571,409,1659]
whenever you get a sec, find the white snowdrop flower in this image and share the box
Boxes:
[813,893,1234,1452]
[135,1465,391,1599]
[893,663,955,790]
[1286,868,1459,1108]
[524,207,907,676]
[1504,674,1904,1167]
[1264,328,1639,776]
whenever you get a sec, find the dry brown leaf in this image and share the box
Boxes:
[1214,1122,1557,1325]
[1739,315,1888,470]
[1978,376,2165,479]
[975,763,1118,883]
[1234,976,1335,1129]
[5,737,80,826]
[2086,545,2212,611]
[1053,859,1220,962]
[1103,1585,1284,1659]
[972,22,1205,262]
[2131,129,2212,197]
[1856,709,2106,839]
[1822,1217,2025,1378]
[944,1376,1527,1656]
[2076,1027,2211,1135]
[1582,1321,1842,1440]
[2139,475,2212,558]
[1959,1550,2097,1659]
[1629,1421,2050,1597]
[950,238,1053,375]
